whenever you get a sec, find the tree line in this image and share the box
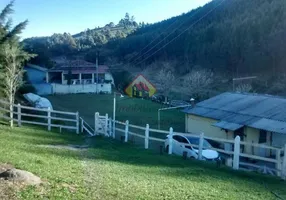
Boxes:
[23,13,143,68]
[105,0,286,78]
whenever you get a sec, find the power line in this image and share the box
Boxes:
[126,11,197,64]
[108,9,201,69]
[129,8,202,65]
[134,0,226,67]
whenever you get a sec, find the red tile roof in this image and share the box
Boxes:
[48,60,109,74]
[133,82,150,92]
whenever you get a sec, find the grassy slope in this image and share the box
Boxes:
[0,125,286,199]
[46,94,185,132]
[0,125,86,199]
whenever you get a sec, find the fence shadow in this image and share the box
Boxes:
[21,135,286,191]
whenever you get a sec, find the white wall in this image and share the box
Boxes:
[51,83,112,94]
[272,132,286,148]
[105,73,114,85]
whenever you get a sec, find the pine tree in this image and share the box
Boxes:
[0,1,34,127]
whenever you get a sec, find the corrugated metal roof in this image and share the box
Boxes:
[249,118,286,134]
[213,121,243,131]
[183,92,286,134]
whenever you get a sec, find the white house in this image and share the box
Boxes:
[46,60,114,94]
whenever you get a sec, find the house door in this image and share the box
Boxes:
[234,127,245,152]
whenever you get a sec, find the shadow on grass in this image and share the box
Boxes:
[0,126,85,146]
[20,135,286,194]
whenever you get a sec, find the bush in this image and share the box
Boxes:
[18,84,36,95]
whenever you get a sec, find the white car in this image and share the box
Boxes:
[165,134,220,161]
[23,93,53,110]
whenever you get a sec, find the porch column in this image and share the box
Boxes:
[92,73,95,84]
[61,73,64,84]
[46,72,49,83]
[79,73,82,84]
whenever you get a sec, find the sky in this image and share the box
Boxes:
[0,0,211,39]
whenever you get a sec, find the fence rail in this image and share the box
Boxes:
[2,98,286,180]
[95,112,286,180]
[0,99,79,134]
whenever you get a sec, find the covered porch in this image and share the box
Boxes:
[46,71,106,85]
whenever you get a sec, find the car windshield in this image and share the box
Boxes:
[186,137,212,149]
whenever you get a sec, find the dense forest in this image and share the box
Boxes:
[24,0,286,97]
[107,0,286,76]
[23,13,142,67]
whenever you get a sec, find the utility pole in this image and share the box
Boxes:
[96,51,99,94]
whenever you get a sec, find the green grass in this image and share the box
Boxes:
[0,125,286,199]
[46,94,185,132]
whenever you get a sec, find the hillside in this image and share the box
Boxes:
[108,0,286,75]
[23,0,286,98]
[23,13,140,68]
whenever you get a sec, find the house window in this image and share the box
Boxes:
[259,130,267,143]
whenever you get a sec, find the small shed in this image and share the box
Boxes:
[183,92,286,156]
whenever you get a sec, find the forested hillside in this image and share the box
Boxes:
[106,0,286,77]
[23,13,141,67]
[24,0,286,97]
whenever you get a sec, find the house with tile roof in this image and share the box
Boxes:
[46,60,114,94]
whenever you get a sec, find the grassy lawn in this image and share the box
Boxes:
[46,94,185,132]
[0,125,286,199]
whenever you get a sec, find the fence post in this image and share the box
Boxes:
[113,119,116,139]
[233,136,241,170]
[168,127,173,155]
[125,120,129,142]
[282,144,286,180]
[81,118,84,133]
[47,107,51,131]
[198,132,204,160]
[94,112,99,135]
[76,112,79,134]
[17,104,21,127]
[109,118,112,137]
[276,149,281,177]
[145,124,149,149]
[105,113,108,136]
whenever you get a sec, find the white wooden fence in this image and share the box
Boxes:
[93,112,286,180]
[1,98,285,180]
[0,99,79,133]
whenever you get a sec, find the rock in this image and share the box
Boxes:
[0,168,42,185]
[0,163,13,174]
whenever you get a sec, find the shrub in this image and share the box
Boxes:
[18,84,36,95]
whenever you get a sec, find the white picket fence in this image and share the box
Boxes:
[93,112,286,180]
[1,98,285,180]
[0,99,79,133]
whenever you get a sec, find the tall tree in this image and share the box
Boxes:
[155,63,175,103]
[0,1,34,127]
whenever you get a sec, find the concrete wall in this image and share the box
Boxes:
[185,114,233,150]
[186,114,230,138]
[25,66,46,84]
[34,84,53,95]
[185,114,275,155]
[272,132,286,148]
[51,83,112,94]
[105,73,114,85]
